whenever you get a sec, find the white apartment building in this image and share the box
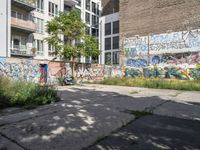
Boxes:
[0,0,101,62]
[99,12,119,65]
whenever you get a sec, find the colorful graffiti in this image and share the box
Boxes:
[124,65,200,80]
[1,57,200,84]
[0,57,41,83]
[150,52,200,65]
[40,64,48,85]
[149,29,200,54]
[124,29,200,75]
[76,64,104,81]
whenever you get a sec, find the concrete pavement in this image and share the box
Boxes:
[0,84,200,150]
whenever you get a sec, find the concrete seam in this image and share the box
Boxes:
[0,132,28,150]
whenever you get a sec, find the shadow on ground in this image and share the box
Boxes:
[87,115,200,150]
[0,87,200,150]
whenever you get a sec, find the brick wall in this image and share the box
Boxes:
[102,0,119,16]
[119,0,200,65]
[120,0,200,37]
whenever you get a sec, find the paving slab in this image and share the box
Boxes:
[0,135,24,150]
[87,115,200,150]
[154,101,200,121]
[0,85,200,150]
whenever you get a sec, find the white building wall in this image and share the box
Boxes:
[0,0,11,57]
[75,0,101,63]
[0,0,101,60]
[33,0,64,60]
[99,12,119,65]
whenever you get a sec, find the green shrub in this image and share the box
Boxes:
[0,76,60,109]
[92,77,200,91]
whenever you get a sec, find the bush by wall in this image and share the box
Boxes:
[0,77,60,109]
[93,77,200,91]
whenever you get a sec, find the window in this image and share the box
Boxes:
[105,37,111,50]
[113,51,119,64]
[77,0,81,7]
[64,5,72,13]
[92,15,97,26]
[11,11,16,18]
[85,12,90,24]
[105,52,111,65]
[113,21,119,34]
[105,23,111,35]
[36,0,44,13]
[86,0,90,11]
[34,18,44,34]
[48,44,55,56]
[49,2,58,17]
[17,12,22,19]
[85,27,90,35]
[92,28,98,37]
[97,4,99,15]
[92,2,96,13]
[12,35,27,50]
[112,36,119,49]
[11,11,29,21]
[13,38,20,48]
[21,37,27,49]
[35,40,43,55]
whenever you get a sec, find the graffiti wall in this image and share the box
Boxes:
[0,57,41,83]
[124,29,200,67]
[123,29,200,80]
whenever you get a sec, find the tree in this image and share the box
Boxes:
[47,10,100,79]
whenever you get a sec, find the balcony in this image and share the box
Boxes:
[64,0,78,6]
[11,0,36,11]
[11,45,34,57]
[11,17,36,33]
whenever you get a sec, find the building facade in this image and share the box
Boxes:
[120,0,200,68]
[0,0,101,62]
[99,0,119,65]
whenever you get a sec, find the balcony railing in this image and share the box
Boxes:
[64,0,78,6]
[12,0,36,11]
[11,45,34,57]
[11,17,36,32]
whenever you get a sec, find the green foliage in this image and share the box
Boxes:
[47,10,101,77]
[57,76,65,86]
[92,77,200,91]
[0,77,60,109]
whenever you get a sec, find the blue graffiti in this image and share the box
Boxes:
[152,56,161,64]
[126,59,148,68]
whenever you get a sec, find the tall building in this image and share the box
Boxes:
[74,0,101,63]
[99,0,120,65]
[120,0,200,67]
[0,0,101,62]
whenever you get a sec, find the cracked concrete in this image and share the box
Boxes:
[0,84,200,150]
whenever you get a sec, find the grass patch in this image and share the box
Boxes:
[129,91,140,94]
[130,111,152,119]
[0,77,60,109]
[91,77,200,91]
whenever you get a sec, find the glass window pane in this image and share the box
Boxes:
[113,21,119,34]
[112,36,119,49]
[105,52,111,65]
[105,37,111,50]
[105,23,111,35]
[113,51,119,64]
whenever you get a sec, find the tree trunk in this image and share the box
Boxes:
[71,56,76,80]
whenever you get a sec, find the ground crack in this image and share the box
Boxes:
[0,132,28,150]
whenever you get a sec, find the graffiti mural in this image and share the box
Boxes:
[40,64,48,85]
[76,64,104,81]
[150,52,200,65]
[149,29,200,54]
[0,58,41,83]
